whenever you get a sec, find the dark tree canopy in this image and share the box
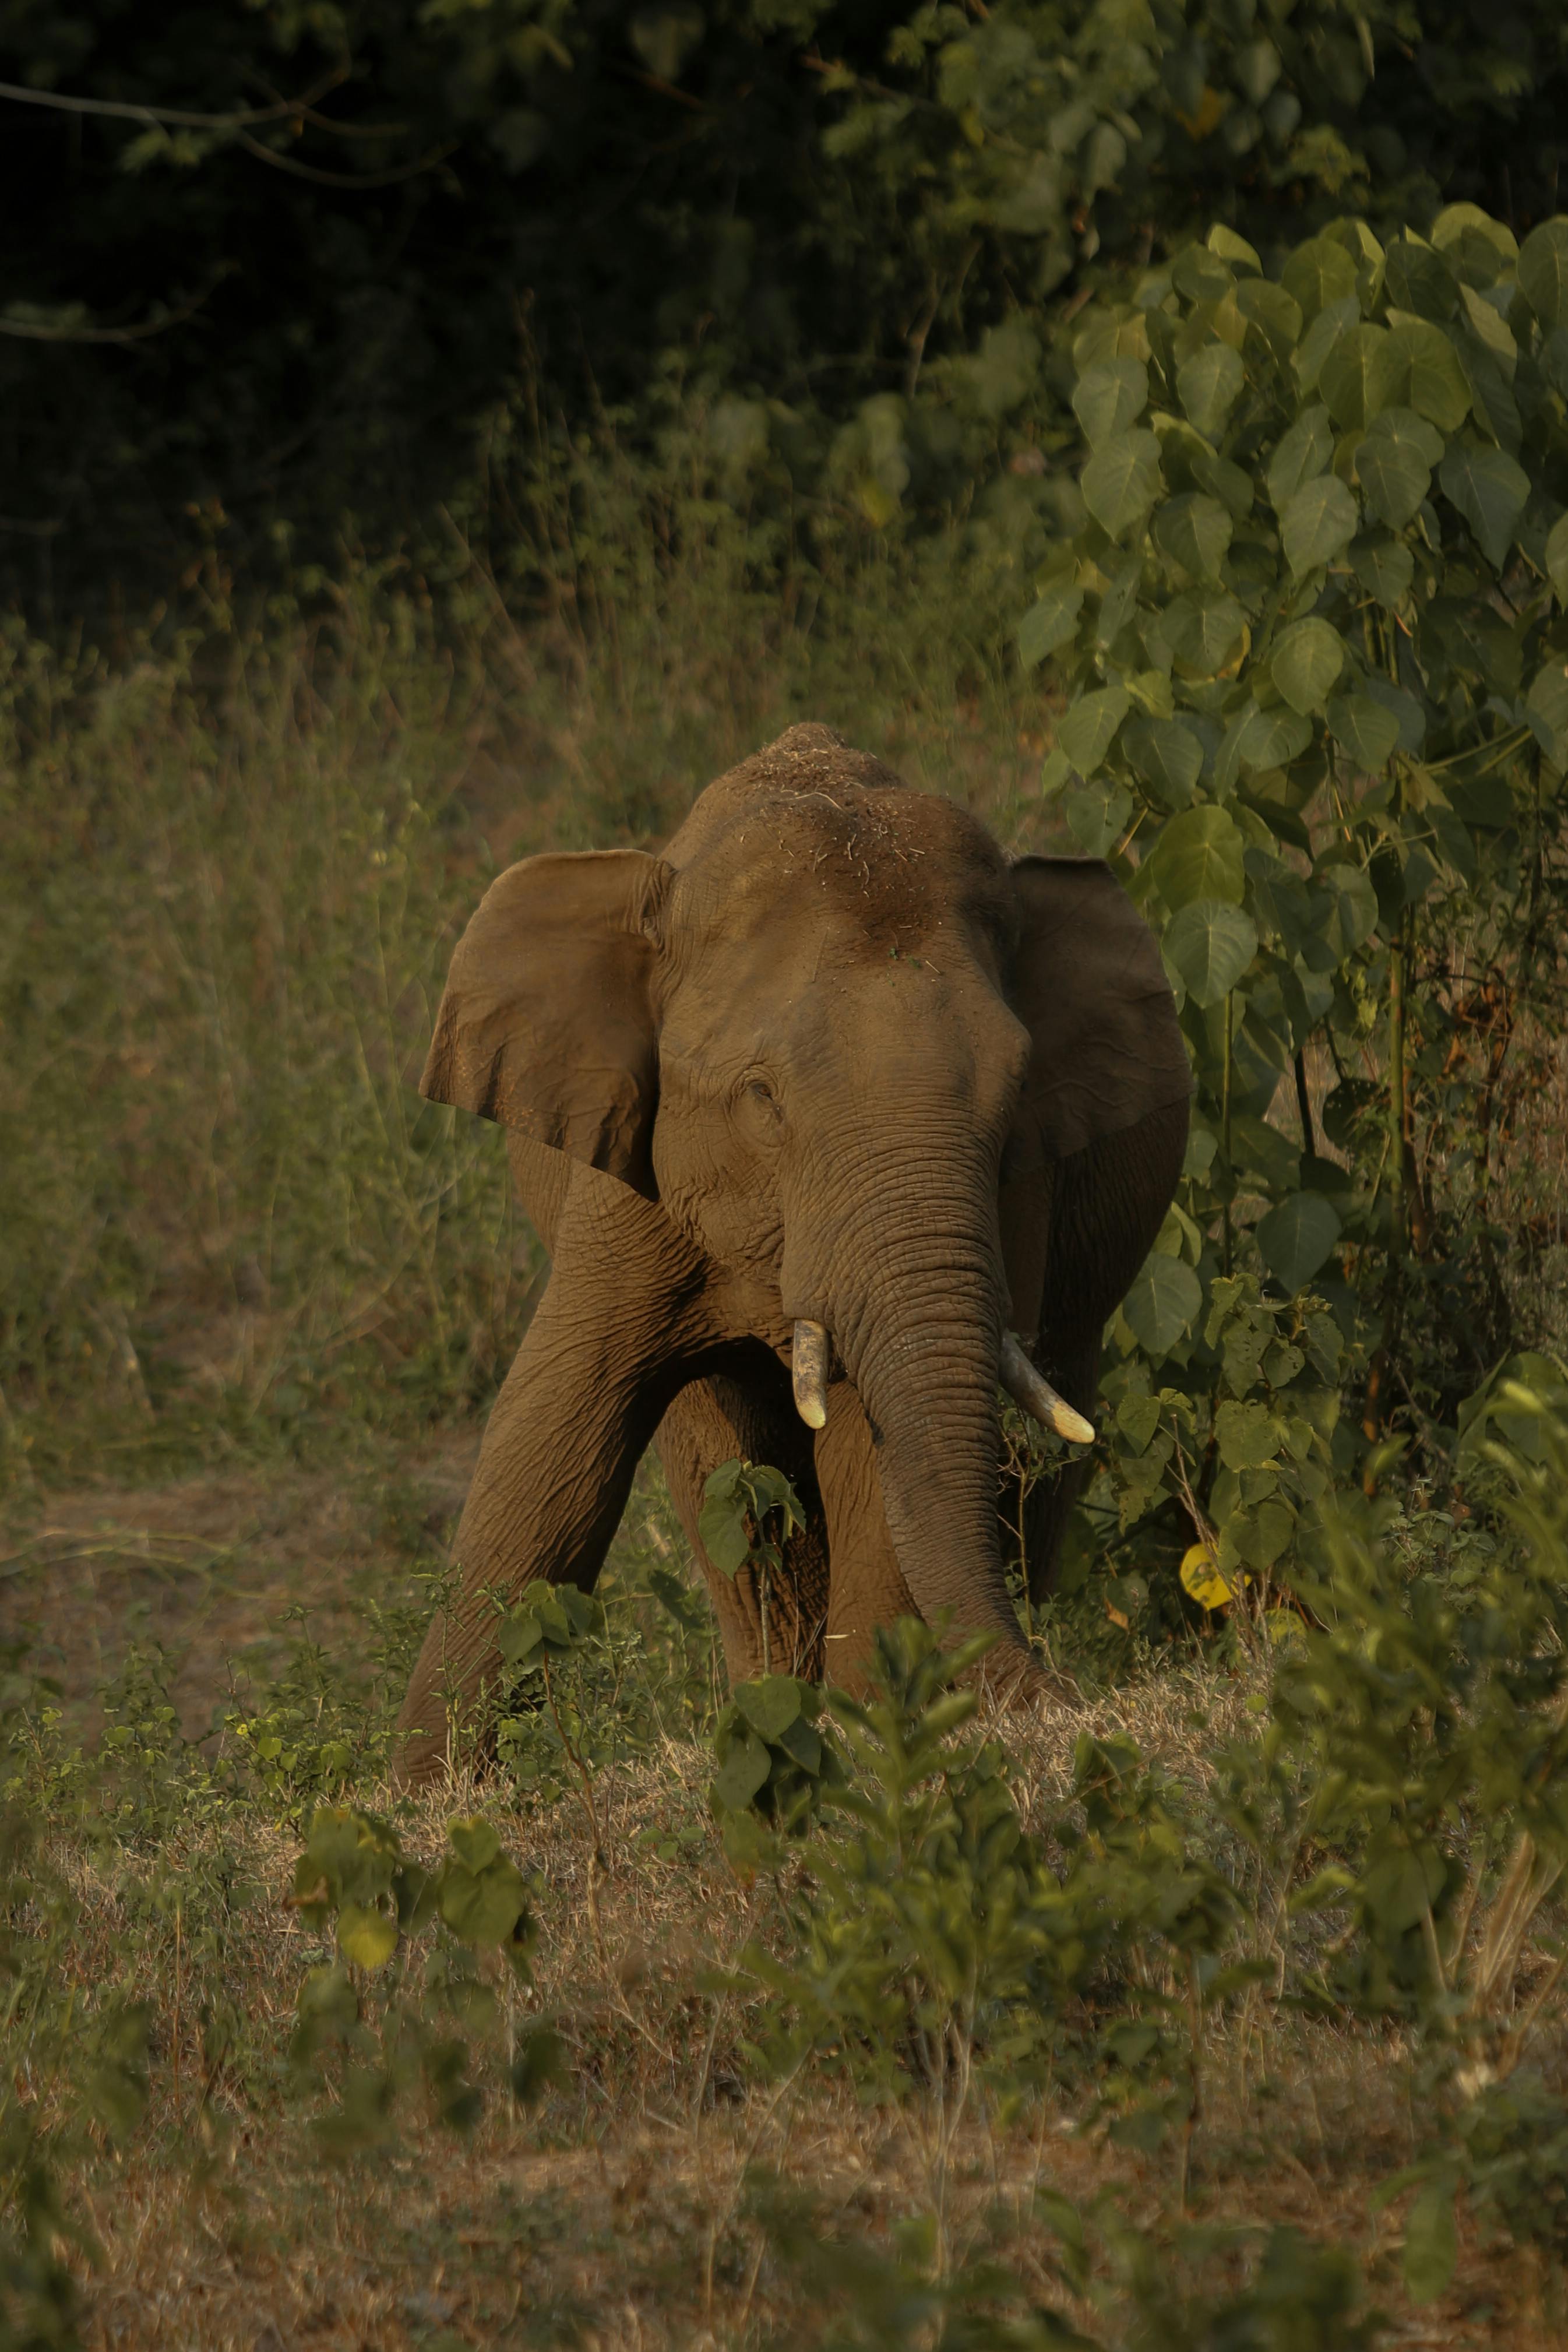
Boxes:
[2,0,1564,603]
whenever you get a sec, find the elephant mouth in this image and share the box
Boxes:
[788,1315,1094,1447]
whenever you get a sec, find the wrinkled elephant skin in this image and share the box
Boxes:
[394,726,1190,1781]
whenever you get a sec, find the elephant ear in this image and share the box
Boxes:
[421,850,671,1197]
[1006,856,1191,1169]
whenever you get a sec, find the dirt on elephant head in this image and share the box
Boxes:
[668,722,1020,956]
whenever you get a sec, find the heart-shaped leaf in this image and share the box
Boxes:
[1526,659,1568,765]
[1163,898,1257,1006]
[1267,404,1335,513]
[1403,2178,1459,2307]
[1312,861,1379,956]
[1384,234,1460,324]
[1365,677,1426,754]
[1236,279,1302,361]
[1178,344,1245,440]
[1165,588,1246,674]
[1545,512,1568,604]
[1082,429,1164,537]
[1148,803,1246,908]
[1059,685,1130,774]
[438,1853,528,1948]
[1389,321,1471,432]
[448,1816,502,1874]
[1016,582,1084,669]
[1319,323,1404,429]
[1439,440,1530,569]
[1215,1399,1285,1469]
[1123,714,1204,808]
[1065,780,1133,856]
[1355,444,1429,541]
[1281,473,1358,577]
[337,1903,399,1972]
[1181,1541,1241,1610]
[1271,617,1345,714]
[1293,295,1359,395]
[1153,492,1233,580]
[1352,537,1415,607]
[1235,703,1313,769]
[1281,236,1359,319]
[1072,357,1150,448]
[713,1727,773,1811]
[1122,1252,1203,1356]
[1327,693,1402,771]
[1520,217,1568,328]
[734,1675,805,1740]
[1256,1191,1343,1292]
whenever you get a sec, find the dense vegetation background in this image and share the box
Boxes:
[10,6,1568,2347]
[3,0,1567,604]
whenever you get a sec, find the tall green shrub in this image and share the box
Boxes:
[1023,203,1568,1575]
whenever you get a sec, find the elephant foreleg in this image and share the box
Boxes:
[394,1171,706,1784]
[812,1379,918,1691]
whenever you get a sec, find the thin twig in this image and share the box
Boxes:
[235,129,457,186]
[0,66,347,130]
[0,276,226,344]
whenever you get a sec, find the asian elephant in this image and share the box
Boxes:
[394,724,1190,1782]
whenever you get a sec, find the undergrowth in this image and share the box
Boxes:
[5,1400,1568,2346]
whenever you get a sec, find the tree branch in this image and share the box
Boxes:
[0,65,348,131]
[234,130,457,187]
[0,276,225,345]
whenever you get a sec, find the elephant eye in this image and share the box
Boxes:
[745,1075,782,1118]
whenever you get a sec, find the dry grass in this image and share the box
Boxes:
[1,1451,1556,2348]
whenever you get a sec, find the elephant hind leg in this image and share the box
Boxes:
[655,1357,830,1685]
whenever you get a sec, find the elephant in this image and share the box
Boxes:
[394,724,1190,1782]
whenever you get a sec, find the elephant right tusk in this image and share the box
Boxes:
[792,1319,830,1430]
[1000,1332,1096,1446]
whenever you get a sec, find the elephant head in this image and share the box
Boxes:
[400,725,1189,1769]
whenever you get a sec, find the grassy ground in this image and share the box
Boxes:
[4,1435,1567,2350]
[8,482,1568,2349]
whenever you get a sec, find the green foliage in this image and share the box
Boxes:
[5,0,1568,600]
[1036,200,1568,1538]
[753,2172,1380,2350]
[699,1457,806,1674]
[224,1607,381,1818]
[732,1622,1239,2160]
[1219,1384,1568,2041]
[0,1798,150,2352]
[698,1459,806,1580]
[289,1805,538,2151]
[1060,1273,1344,1638]
[710,1674,838,1853]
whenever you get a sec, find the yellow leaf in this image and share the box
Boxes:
[1176,86,1228,141]
[1265,1607,1305,1646]
[1179,1540,1247,1611]
[337,1902,398,1971]
[1105,1600,1130,1629]
[1215,621,1252,680]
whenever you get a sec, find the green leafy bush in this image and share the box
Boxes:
[1073,1271,1345,1635]
[288,1805,545,2152]
[1030,200,1568,1533]
[699,1457,807,1675]
[710,1674,839,1854]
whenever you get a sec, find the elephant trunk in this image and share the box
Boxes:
[786,1142,1032,1673]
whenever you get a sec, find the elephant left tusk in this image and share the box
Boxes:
[1000,1332,1096,1446]
[792,1320,830,1430]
